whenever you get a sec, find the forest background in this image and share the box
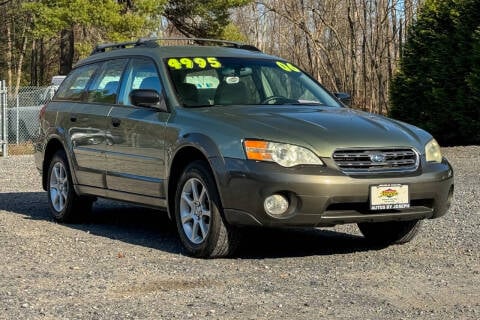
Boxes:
[0,0,478,145]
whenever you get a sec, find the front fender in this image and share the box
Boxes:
[167,133,231,215]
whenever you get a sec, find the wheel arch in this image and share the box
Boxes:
[167,135,227,220]
[42,137,74,191]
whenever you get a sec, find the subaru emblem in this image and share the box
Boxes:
[370,153,385,163]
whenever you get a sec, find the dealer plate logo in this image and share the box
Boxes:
[370,184,410,210]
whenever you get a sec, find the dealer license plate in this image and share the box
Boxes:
[370,184,410,210]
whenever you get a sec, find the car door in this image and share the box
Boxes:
[53,62,105,188]
[65,59,128,188]
[105,58,170,200]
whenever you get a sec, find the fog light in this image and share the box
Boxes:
[264,194,289,216]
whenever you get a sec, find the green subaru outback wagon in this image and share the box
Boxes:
[35,38,454,258]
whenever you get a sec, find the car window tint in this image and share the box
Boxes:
[261,67,318,102]
[165,57,341,107]
[185,69,220,89]
[86,59,128,104]
[169,66,261,106]
[180,69,220,105]
[238,75,260,104]
[214,73,261,105]
[119,58,162,106]
[55,64,98,101]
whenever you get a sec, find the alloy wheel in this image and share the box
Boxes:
[179,178,211,244]
[49,162,69,212]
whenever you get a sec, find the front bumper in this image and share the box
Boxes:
[219,157,454,227]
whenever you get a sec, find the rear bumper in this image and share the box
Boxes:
[219,157,454,227]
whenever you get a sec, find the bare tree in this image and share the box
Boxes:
[233,0,423,114]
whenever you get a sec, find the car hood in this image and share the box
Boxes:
[198,106,431,157]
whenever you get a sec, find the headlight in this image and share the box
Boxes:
[425,139,442,163]
[243,139,323,167]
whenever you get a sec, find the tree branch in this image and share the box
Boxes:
[0,0,12,6]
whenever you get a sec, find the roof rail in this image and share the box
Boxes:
[90,40,142,55]
[90,37,261,55]
[138,37,262,51]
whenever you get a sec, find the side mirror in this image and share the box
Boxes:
[334,92,351,106]
[130,89,167,111]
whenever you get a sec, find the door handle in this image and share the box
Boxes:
[70,113,77,122]
[111,117,121,127]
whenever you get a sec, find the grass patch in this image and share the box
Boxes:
[3,142,35,155]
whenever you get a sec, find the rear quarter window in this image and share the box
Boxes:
[55,64,98,101]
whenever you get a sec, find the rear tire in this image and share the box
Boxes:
[174,160,239,258]
[47,150,93,223]
[357,220,422,245]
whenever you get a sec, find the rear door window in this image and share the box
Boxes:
[86,59,128,104]
[55,64,98,101]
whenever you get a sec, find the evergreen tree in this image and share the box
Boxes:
[23,0,166,73]
[22,0,250,74]
[390,0,480,145]
[164,0,250,38]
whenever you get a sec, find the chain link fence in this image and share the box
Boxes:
[0,80,7,157]
[0,81,55,157]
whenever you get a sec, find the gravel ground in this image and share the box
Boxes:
[0,146,479,319]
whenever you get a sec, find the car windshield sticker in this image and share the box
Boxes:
[167,57,222,70]
[225,76,240,84]
[276,61,301,72]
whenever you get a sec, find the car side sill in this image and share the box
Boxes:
[76,185,167,209]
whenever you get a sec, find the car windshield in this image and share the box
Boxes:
[165,57,341,108]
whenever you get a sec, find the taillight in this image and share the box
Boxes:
[39,104,47,120]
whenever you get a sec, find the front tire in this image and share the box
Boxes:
[357,220,422,245]
[174,161,239,258]
[47,150,92,222]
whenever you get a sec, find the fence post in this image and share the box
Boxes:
[1,80,7,157]
[16,94,19,145]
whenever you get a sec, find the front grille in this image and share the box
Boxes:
[332,148,419,173]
